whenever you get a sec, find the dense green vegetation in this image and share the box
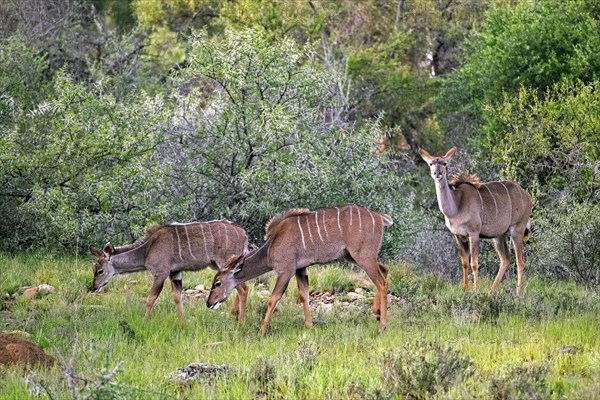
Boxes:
[1,253,600,399]
[1,0,600,397]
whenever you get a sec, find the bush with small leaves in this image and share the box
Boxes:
[379,340,475,399]
[488,362,550,400]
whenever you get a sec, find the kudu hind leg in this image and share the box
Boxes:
[511,232,526,298]
[491,234,511,294]
[169,272,185,323]
[260,271,294,336]
[295,268,313,329]
[356,257,388,332]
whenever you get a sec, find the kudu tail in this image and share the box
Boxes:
[380,213,394,227]
[523,221,531,242]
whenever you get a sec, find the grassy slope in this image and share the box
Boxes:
[1,252,599,399]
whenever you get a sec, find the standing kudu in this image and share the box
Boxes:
[90,220,249,323]
[206,205,393,335]
[419,147,532,297]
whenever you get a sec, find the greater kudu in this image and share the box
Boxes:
[90,220,249,323]
[419,147,532,297]
[206,205,393,335]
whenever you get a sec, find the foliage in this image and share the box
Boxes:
[440,0,600,147]
[487,362,551,400]
[166,28,409,250]
[0,68,169,251]
[379,340,475,399]
[482,81,600,203]
[530,199,600,287]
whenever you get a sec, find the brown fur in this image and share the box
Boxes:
[448,173,481,189]
[208,205,393,335]
[420,147,532,297]
[265,208,311,240]
[90,220,250,323]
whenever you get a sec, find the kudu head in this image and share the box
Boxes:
[419,147,457,182]
[89,243,116,292]
[206,254,244,310]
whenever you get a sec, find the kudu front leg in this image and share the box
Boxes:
[260,271,293,336]
[145,275,167,321]
[454,236,470,291]
[231,283,249,324]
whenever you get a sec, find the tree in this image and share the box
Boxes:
[164,28,409,253]
[440,0,600,149]
[0,67,169,251]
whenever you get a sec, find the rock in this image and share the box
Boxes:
[37,284,55,295]
[354,288,365,295]
[22,287,39,299]
[194,284,205,292]
[346,292,364,301]
[556,346,580,355]
[168,363,227,385]
[0,333,55,368]
[258,290,271,299]
[316,303,334,314]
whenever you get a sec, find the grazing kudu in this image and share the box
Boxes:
[207,205,393,335]
[90,220,249,323]
[419,147,532,297]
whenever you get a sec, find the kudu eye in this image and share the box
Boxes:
[214,281,222,288]
[97,268,104,275]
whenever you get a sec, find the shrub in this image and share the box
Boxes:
[530,200,600,287]
[488,362,550,400]
[379,340,475,399]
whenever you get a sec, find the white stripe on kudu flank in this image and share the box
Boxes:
[305,215,314,244]
[199,223,208,260]
[175,226,183,261]
[314,212,324,243]
[336,207,342,234]
[207,223,214,258]
[366,208,376,233]
[223,224,229,250]
[500,182,513,222]
[483,184,499,218]
[184,225,197,260]
[322,210,329,238]
[357,206,362,232]
[297,216,307,249]
[349,205,353,226]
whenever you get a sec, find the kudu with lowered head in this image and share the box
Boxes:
[419,147,532,297]
[90,220,249,323]
[207,205,393,335]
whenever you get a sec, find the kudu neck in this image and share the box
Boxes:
[111,242,148,273]
[434,175,459,218]
[234,242,272,284]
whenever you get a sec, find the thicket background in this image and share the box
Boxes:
[1,0,599,286]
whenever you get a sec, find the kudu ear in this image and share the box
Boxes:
[418,148,432,162]
[444,147,457,159]
[89,246,103,258]
[225,254,245,274]
[103,242,115,258]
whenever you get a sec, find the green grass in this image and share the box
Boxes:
[1,252,600,399]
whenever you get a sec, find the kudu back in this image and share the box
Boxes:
[90,220,249,323]
[419,147,532,297]
[207,205,393,335]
